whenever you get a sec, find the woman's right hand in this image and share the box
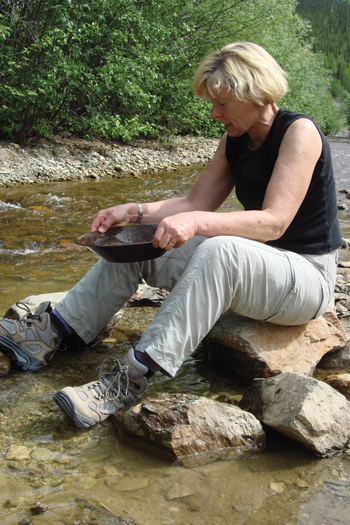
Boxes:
[90,203,135,233]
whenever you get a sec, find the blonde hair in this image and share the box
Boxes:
[193,42,287,106]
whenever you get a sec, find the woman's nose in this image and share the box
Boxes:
[210,103,221,120]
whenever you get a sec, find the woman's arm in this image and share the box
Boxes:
[91,133,234,233]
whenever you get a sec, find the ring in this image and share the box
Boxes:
[168,241,175,248]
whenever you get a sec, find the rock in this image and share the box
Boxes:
[165,483,194,500]
[31,447,56,462]
[78,476,97,490]
[127,283,169,307]
[65,499,138,524]
[336,301,350,316]
[239,372,350,456]
[30,502,49,515]
[0,352,11,377]
[205,303,346,382]
[317,342,350,369]
[324,373,350,398]
[5,445,30,461]
[113,392,265,467]
[334,269,350,318]
[4,292,69,318]
[270,482,285,493]
[117,476,149,492]
[3,497,25,509]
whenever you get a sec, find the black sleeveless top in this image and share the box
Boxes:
[225,107,342,255]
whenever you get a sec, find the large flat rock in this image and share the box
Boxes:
[205,303,346,382]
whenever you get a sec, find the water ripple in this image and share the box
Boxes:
[0,199,22,209]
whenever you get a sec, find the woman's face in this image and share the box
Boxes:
[209,89,260,137]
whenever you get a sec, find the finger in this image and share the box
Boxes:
[93,210,116,233]
[153,220,179,249]
[160,234,177,249]
[152,223,167,248]
[90,212,107,232]
[97,215,114,233]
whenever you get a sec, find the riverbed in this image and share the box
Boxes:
[0,139,350,524]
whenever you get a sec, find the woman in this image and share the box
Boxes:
[0,42,342,429]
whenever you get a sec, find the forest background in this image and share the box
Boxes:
[0,0,349,144]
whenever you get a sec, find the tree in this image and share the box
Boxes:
[0,0,339,142]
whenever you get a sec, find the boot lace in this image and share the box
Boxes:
[88,357,129,402]
[15,301,66,352]
[16,301,43,326]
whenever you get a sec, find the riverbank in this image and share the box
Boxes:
[0,136,220,187]
[1,134,349,189]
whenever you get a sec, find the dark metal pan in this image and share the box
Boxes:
[75,223,165,263]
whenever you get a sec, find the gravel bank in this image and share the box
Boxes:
[1,135,349,191]
[0,136,220,187]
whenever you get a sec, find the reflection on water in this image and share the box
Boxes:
[1,148,350,524]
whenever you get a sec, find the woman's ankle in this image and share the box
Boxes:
[134,349,160,375]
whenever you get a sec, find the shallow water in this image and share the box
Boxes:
[1,143,350,524]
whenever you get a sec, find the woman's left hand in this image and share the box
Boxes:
[153,213,200,250]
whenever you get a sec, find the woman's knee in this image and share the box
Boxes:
[194,235,240,260]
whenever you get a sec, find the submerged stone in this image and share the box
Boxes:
[324,373,350,398]
[5,445,30,461]
[0,352,11,377]
[318,342,350,370]
[113,392,265,467]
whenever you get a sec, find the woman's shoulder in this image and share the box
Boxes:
[275,107,308,125]
[279,107,328,140]
[276,107,320,133]
[273,107,326,145]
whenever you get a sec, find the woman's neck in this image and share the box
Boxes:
[247,103,279,150]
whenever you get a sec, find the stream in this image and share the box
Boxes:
[0,140,350,524]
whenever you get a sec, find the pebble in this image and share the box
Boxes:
[295,479,309,489]
[118,476,149,492]
[334,267,350,319]
[30,501,49,515]
[31,447,56,462]
[270,482,285,493]
[5,445,30,461]
[3,497,26,508]
[165,483,195,500]
[0,354,11,377]
[77,476,97,490]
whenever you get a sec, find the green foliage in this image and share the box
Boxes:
[297,0,350,126]
[0,0,340,142]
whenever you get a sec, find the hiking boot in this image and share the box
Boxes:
[0,301,59,372]
[54,348,149,429]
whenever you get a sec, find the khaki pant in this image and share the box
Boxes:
[56,236,338,377]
